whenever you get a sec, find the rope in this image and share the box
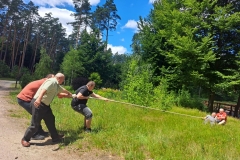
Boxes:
[90,97,203,119]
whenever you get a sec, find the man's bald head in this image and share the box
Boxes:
[55,73,65,84]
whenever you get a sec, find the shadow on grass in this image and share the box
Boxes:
[30,139,58,146]
[29,126,105,147]
[60,126,104,146]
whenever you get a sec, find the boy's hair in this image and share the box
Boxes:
[86,81,95,87]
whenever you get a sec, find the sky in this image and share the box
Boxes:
[23,0,156,54]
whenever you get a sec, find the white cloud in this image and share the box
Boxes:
[89,0,100,6]
[121,38,124,42]
[38,7,75,36]
[29,0,72,7]
[107,44,127,55]
[149,0,158,4]
[28,0,100,7]
[122,20,138,32]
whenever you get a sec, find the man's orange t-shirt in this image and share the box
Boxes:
[17,78,47,102]
[216,112,227,121]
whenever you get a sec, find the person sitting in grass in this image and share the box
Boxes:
[203,112,217,125]
[216,108,227,125]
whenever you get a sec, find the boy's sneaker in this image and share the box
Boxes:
[31,134,45,140]
[85,128,91,133]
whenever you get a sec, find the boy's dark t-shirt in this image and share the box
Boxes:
[71,85,93,106]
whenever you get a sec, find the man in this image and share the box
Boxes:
[21,73,73,147]
[216,108,227,125]
[203,112,217,125]
[17,74,54,140]
[71,81,108,132]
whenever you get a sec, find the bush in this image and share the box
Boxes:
[20,69,34,88]
[89,72,102,89]
[94,88,122,100]
[176,88,205,110]
[63,85,74,93]
[150,78,175,110]
[0,60,10,78]
[10,65,19,79]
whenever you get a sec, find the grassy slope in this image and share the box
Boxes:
[9,91,240,160]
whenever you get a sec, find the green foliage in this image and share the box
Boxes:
[94,88,122,100]
[123,56,153,106]
[150,78,175,110]
[176,87,205,111]
[20,68,34,88]
[76,30,114,88]
[33,48,53,79]
[136,0,240,107]
[89,72,102,89]
[61,47,84,85]
[62,85,74,93]
[10,65,19,79]
[0,60,10,77]
[93,0,121,44]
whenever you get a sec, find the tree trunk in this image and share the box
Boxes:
[3,24,12,63]
[75,24,81,48]
[11,25,17,69]
[208,91,215,112]
[31,33,39,74]
[105,19,110,50]
[49,32,56,59]
[0,12,9,60]
[20,23,31,72]
[14,40,20,66]
[234,95,240,117]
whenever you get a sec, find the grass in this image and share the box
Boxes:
[8,90,240,160]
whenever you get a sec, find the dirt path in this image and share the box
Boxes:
[0,80,122,160]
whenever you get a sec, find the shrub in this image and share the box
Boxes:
[63,85,74,93]
[123,56,153,106]
[176,88,205,110]
[94,88,122,100]
[0,60,10,78]
[20,68,34,88]
[89,72,102,89]
[150,78,175,110]
[10,65,19,79]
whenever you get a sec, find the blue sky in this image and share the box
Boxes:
[23,0,156,54]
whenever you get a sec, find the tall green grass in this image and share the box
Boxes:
[9,90,240,160]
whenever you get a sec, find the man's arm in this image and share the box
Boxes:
[57,89,73,98]
[90,93,108,101]
[76,92,89,99]
[34,89,47,107]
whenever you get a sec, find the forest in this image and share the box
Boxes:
[1,0,240,116]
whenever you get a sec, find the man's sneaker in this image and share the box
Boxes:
[31,134,45,140]
[52,134,65,143]
[85,128,91,133]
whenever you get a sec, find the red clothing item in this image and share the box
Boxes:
[17,78,47,102]
[216,112,227,121]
